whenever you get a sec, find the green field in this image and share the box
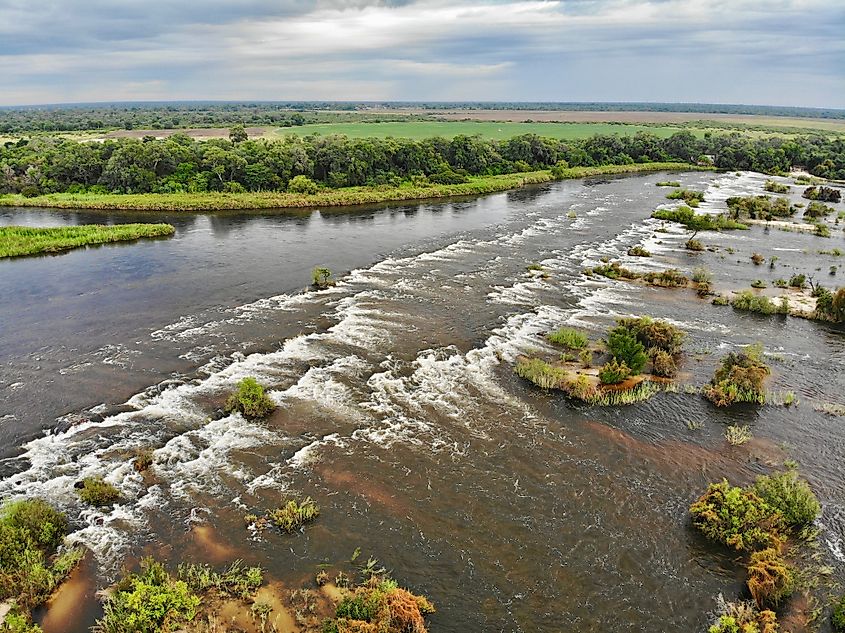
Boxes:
[0,224,175,257]
[277,121,704,141]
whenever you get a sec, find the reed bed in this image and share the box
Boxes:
[0,223,174,257]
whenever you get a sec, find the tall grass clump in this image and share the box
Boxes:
[268,498,320,533]
[225,377,276,419]
[514,357,567,389]
[77,476,121,507]
[546,327,588,349]
[177,561,263,599]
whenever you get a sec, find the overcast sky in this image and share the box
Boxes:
[0,0,843,107]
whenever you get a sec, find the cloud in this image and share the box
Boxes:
[0,0,842,106]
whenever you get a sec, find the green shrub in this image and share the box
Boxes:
[666,188,705,204]
[773,278,787,288]
[692,267,712,284]
[78,477,120,507]
[617,316,684,355]
[96,558,201,633]
[788,274,806,289]
[598,359,631,385]
[287,175,319,194]
[712,295,730,306]
[686,238,704,251]
[815,287,845,322]
[689,480,784,552]
[656,181,681,187]
[833,594,845,632]
[752,471,819,529]
[649,349,677,377]
[751,279,766,289]
[627,245,651,257]
[652,206,748,231]
[0,499,82,613]
[268,498,320,533]
[225,377,276,419]
[546,327,588,349]
[578,349,593,368]
[312,266,335,289]
[747,547,795,609]
[703,345,771,407]
[641,268,689,287]
[591,261,640,280]
[764,180,790,194]
[605,327,648,374]
[730,291,785,315]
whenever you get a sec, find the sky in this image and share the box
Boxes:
[0,0,843,108]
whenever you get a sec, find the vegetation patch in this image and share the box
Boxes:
[324,574,435,633]
[703,344,771,407]
[225,377,276,419]
[547,327,588,350]
[312,266,336,290]
[652,206,748,230]
[764,180,790,194]
[656,181,681,187]
[627,245,651,257]
[802,185,841,203]
[747,547,795,609]
[245,497,321,535]
[833,594,845,632]
[725,425,752,446]
[77,476,121,507]
[0,224,174,258]
[176,560,263,599]
[708,600,778,633]
[730,291,788,316]
[752,470,820,529]
[666,188,705,206]
[0,499,84,629]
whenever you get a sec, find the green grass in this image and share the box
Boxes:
[277,121,708,141]
[547,327,588,349]
[0,224,174,257]
[0,163,700,212]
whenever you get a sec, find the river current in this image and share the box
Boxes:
[0,171,843,632]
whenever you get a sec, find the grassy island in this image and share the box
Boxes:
[0,163,700,212]
[0,223,175,257]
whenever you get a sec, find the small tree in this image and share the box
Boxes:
[312,267,333,289]
[288,175,318,194]
[229,124,248,144]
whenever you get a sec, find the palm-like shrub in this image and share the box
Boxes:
[605,327,648,374]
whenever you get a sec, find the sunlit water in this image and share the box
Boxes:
[1,172,843,632]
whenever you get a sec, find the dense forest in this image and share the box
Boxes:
[2,102,843,133]
[1,130,843,196]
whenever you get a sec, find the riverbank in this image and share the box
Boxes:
[0,163,705,212]
[0,223,175,257]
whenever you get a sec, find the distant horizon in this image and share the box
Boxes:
[2,100,844,115]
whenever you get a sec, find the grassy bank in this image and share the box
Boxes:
[0,223,175,257]
[0,163,703,212]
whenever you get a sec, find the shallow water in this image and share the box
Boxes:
[1,172,843,632]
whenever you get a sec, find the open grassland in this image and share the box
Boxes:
[279,121,702,140]
[0,163,701,212]
[0,223,175,257]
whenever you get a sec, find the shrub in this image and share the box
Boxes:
[703,345,771,407]
[689,480,784,552]
[268,498,319,533]
[287,175,319,194]
[709,605,778,633]
[328,576,435,633]
[725,425,752,446]
[773,278,787,288]
[133,449,153,473]
[815,287,845,322]
[652,206,748,231]
[617,316,684,355]
[712,295,730,306]
[666,188,705,205]
[804,201,834,218]
[802,185,841,203]
[547,327,588,349]
[656,181,681,187]
[692,267,713,284]
[605,327,648,374]
[751,279,766,289]
[686,238,704,251]
[751,253,765,265]
[788,274,806,289]
[561,374,599,401]
[727,195,793,220]
[591,261,640,280]
[833,594,845,632]
[578,349,593,368]
[598,359,630,385]
[312,266,334,289]
[78,477,120,507]
[642,268,688,287]
[225,377,276,419]
[650,348,677,377]
[0,498,82,614]
[514,357,567,390]
[764,180,790,194]
[627,245,651,257]
[730,291,786,316]
[96,558,201,633]
[747,548,795,609]
[752,471,819,529]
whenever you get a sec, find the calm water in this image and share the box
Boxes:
[1,172,843,632]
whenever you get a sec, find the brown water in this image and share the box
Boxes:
[1,171,843,632]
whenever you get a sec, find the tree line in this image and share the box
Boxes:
[1,130,842,197]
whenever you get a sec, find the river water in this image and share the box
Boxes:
[0,171,843,632]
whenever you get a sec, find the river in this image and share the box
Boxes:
[1,171,843,632]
